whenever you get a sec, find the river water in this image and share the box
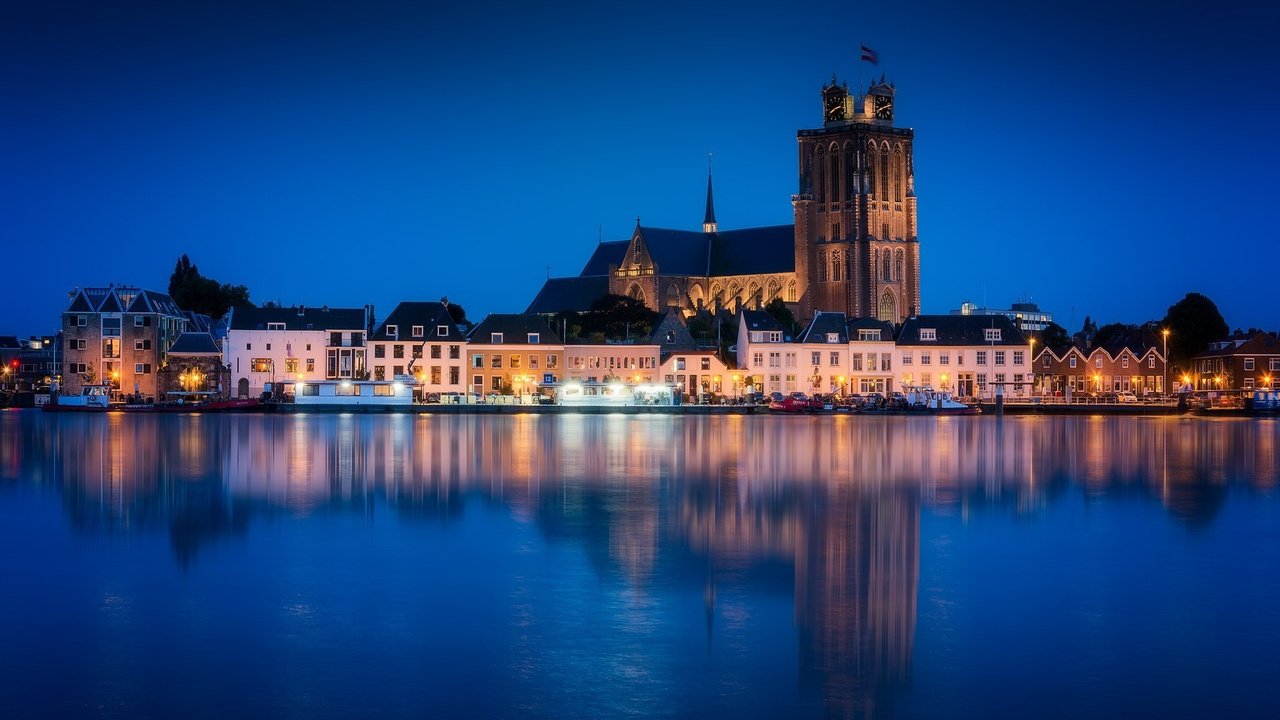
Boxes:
[1,411,1277,719]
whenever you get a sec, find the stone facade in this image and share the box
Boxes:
[795,79,920,323]
[61,287,187,400]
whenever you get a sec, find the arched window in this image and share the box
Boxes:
[746,281,761,308]
[866,144,877,198]
[813,146,825,200]
[828,145,840,203]
[879,290,896,323]
[628,283,645,304]
[766,278,781,302]
[895,249,904,281]
[665,283,681,308]
[893,149,903,202]
[831,250,842,282]
[880,144,890,203]
[845,144,858,198]
[785,280,798,303]
[882,251,891,282]
[817,254,828,282]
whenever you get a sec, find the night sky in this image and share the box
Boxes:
[2,0,1275,337]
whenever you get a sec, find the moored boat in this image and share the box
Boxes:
[41,383,112,412]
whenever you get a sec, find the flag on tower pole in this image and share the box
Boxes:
[861,45,879,65]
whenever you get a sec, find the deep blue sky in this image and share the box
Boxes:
[2,0,1276,336]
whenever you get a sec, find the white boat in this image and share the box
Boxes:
[902,386,981,415]
[293,378,415,406]
[556,381,679,407]
[44,383,112,412]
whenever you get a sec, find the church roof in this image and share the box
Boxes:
[636,224,796,278]
[703,173,717,226]
[525,276,611,315]
[580,241,630,276]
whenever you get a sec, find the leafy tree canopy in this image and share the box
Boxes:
[1038,321,1072,353]
[1161,292,1228,370]
[168,255,253,319]
[763,298,799,336]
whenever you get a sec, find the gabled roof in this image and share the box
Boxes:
[167,332,221,355]
[637,227,712,276]
[229,306,366,331]
[650,310,697,351]
[580,241,630,276]
[65,286,183,316]
[797,311,849,343]
[897,315,1026,346]
[740,310,789,337]
[184,311,213,334]
[370,302,464,341]
[467,314,561,345]
[67,291,94,313]
[97,292,124,313]
[125,289,183,316]
[526,276,610,314]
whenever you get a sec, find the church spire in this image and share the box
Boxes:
[702,155,717,233]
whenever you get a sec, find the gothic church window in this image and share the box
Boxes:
[882,252,891,282]
[879,290,896,323]
[818,254,828,282]
[895,249,904,282]
[831,250,842,282]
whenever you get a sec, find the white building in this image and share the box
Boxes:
[736,310,796,396]
[660,349,731,400]
[563,343,661,385]
[896,315,1032,399]
[368,301,467,396]
[226,305,371,397]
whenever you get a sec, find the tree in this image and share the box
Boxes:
[1162,292,1228,372]
[1092,322,1134,349]
[763,298,799,336]
[1039,321,1072,353]
[1080,315,1098,339]
[584,294,658,340]
[444,302,473,330]
[168,254,253,319]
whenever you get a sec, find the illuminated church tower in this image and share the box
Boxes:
[793,75,921,323]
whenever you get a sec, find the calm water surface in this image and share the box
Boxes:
[1,411,1278,719]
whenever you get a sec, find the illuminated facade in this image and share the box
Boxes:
[225,305,372,398]
[61,286,188,400]
[528,75,922,325]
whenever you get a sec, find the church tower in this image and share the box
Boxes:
[793,75,920,323]
[702,164,718,233]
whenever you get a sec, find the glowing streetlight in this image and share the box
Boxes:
[1161,328,1170,396]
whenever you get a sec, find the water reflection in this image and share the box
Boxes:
[0,412,1276,717]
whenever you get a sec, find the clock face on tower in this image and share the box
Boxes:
[824,93,846,122]
[874,94,893,120]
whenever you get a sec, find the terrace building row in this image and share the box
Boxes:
[1033,330,1168,396]
[736,312,1033,399]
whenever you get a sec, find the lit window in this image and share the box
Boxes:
[919,329,936,341]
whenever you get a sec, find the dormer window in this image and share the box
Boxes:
[768,331,782,343]
[492,332,504,344]
[857,329,881,342]
[826,333,839,344]
[984,328,1002,342]
[267,322,285,331]
[386,324,398,338]
[412,325,424,338]
[527,333,539,344]
[437,325,449,336]
[919,329,936,341]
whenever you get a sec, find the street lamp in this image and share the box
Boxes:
[1028,337,1037,396]
[1161,328,1170,396]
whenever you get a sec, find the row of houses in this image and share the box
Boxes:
[42,285,1278,403]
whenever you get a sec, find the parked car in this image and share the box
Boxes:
[1116,391,1138,403]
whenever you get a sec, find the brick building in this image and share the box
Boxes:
[1191,332,1280,391]
[156,332,231,401]
[1035,331,1167,396]
[61,287,188,400]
